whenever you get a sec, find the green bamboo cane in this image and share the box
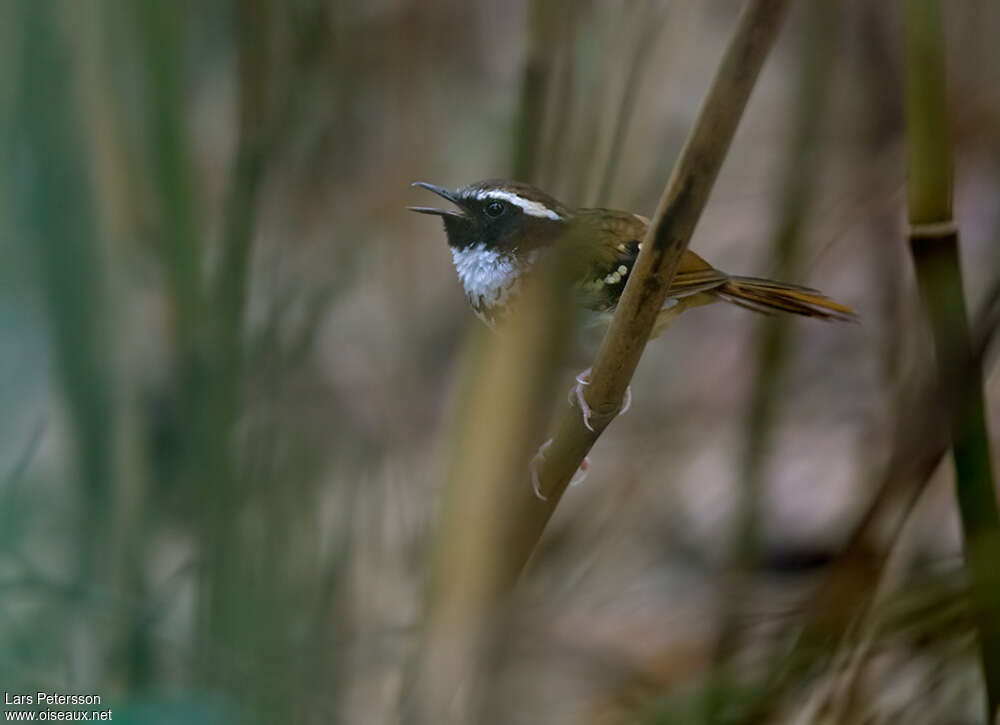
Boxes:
[903,0,1000,715]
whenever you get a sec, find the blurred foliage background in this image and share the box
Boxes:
[3,0,1000,722]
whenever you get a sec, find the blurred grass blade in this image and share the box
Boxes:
[588,0,663,208]
[215,0,274,385]
[10,0,115,581]
[511,0,561,183]
[137,0,202,353]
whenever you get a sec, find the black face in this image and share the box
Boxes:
[443,194,531,252]
[408,180,567,253]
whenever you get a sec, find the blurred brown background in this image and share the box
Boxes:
[3,0,1000,722]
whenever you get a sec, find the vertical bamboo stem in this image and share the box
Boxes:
[903,0,1000,715]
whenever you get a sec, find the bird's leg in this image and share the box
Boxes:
[569,368,631,432]
[530,438,590,501]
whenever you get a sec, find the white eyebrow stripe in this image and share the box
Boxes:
[473,190,562,220]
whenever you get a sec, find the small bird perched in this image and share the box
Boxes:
[410,179,854,498]
[409,178,855,331]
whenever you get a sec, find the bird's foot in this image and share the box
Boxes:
[569,369,596,430]
[530,438,590,501]
[569,368,631,432]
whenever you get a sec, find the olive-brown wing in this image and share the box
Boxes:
[574,208,729,310]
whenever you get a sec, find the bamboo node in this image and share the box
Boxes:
[908,220,958,239]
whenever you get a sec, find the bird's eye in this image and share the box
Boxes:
[484,200,506,218]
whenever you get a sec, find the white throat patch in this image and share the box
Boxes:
[451,243,522,325]
[472,190,562,220]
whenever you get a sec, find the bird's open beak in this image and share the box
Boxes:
[407,181,469,219]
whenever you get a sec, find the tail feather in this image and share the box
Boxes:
[716,276,855,322]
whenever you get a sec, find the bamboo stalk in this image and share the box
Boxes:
[902,0,1000,715]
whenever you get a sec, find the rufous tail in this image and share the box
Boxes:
[717,277,856,321]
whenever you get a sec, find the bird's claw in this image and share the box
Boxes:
[530,439,553,500]
[572,369,596,432]
[569,368,631,431]
[530,439,590,499]
[534,368,630,498]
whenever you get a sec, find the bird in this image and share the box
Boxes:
[409,178,855,332]
[409,179,855,497]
